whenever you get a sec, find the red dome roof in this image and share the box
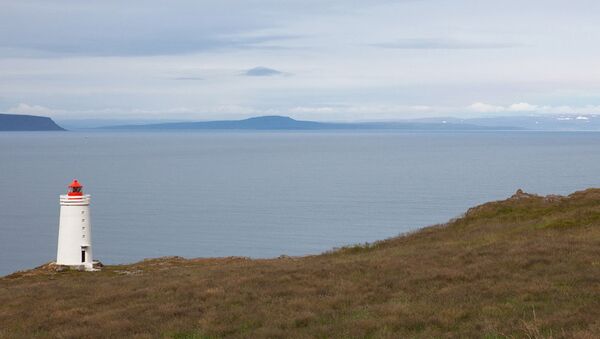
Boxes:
[68,179,82,188]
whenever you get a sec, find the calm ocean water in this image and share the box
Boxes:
[1,131,600,275]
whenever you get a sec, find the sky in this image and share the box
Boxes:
[2,0,600,121]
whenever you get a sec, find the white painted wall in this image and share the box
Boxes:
[56,195,93,269]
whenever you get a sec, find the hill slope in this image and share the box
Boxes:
[0,113,65,131]
[1,189,599,338]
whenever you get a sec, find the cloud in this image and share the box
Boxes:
[4,34,300,58]
[286,104,453,120]
[7,103,54,116]
[508,102,538,112]
[468,102,506,113]
[173,77,204,81]
[372,38,518,50]
[467,102,600,115]
[468,102,543,114]
[244,66,284,77]
[2,1,599,121]
[0,1,303,57]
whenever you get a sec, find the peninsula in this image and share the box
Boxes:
[1,189,599,337]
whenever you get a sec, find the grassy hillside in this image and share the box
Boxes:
[1,189,599,338]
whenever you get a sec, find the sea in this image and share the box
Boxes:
[1,131,600,276]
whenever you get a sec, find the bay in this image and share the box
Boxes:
[1,131,600,275]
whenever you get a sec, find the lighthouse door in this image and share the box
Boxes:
[81,249,86,263]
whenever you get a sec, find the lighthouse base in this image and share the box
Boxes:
[64,263,95,271]
[50,261,102,272]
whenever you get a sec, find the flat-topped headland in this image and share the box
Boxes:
[0,113,65,131]
[1,189,599,337]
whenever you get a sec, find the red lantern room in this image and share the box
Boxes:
[67,179,83,196]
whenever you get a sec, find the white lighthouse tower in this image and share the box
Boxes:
[56,179,94,270]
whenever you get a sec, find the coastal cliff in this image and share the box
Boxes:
[1,189,599,337]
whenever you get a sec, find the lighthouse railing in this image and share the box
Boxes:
[59,194,91,205]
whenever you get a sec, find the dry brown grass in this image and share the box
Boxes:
[1,189,600,338]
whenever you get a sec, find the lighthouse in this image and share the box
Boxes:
[56,180,94,270]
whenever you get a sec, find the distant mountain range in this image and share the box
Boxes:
[5,113,600,132]
[413,115,600,131]
[0,113,65,131]
[99,115,517,131]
